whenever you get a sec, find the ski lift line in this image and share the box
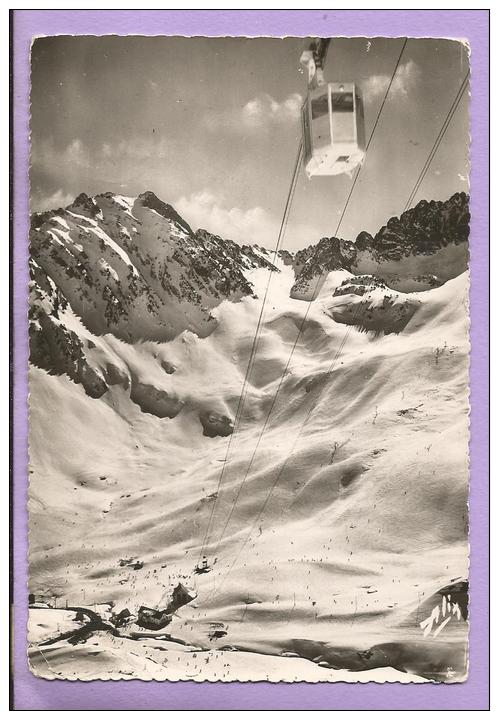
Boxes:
[333,37,408,239]
[208,38,409,562]
[208,65,471,591]
[403,69,470,213]
[199,41,333,560]
[199,39,333,562]
[200,41,337,562]
[211,271,324,557]
[404,70,469,211]
[205,285,379,603]
[197,151,305,571]
[197,142,304,565]
[205,41,467,598]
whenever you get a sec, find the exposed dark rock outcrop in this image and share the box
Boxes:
[29,189,469,400]
[68,192,102,220]
[327,276,421,335]
[159,360,176,375]
[29,190,279,395]
[363,192,469,259]
[105,363,130,388]
[29,262,108,398]
[199,411,234,438]
[130,380,184,419]
[137,191,194,236]
[290,192,469,296]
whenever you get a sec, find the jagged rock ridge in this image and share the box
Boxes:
[290,192,469,298]
[29,189,469,414]
[29,190,278,406]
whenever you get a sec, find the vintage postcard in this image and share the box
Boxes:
[25,32,471,684]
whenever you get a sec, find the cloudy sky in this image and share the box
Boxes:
[30,36,469,250]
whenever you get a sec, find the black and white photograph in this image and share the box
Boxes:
[27,35,470,683]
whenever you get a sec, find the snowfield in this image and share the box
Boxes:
[28,256,469,682]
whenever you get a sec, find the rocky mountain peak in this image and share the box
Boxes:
[366,192,470,260]
[28,189,280,400]
[291,192,470,296]
[28,188,470,405]
[68,192,102,220]
[136,191,194,235]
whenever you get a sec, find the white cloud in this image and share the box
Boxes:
[33,137,172,175]
[204,93,303,133]
[176,190,272,243]
[31,138,91,174]
[101,137,170,161]
[32,189,74,213]
[175,190,319,250]
[65,138,87,164]
[242,93,303,127]
[362,60,421,102]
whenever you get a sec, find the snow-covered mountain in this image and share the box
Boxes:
[289,192,469,298]
[29,190,469,402]
[28,190,470,682]
[29,191,277,400]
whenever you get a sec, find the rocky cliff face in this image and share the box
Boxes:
[30,191,277,344]
[29,261,108,399]
[29,190,469,409]
[28,189,470,682]
[290,192,470,298]
[29,190,278,405]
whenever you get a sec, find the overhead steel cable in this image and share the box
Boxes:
[208,52,468,599]
[333,38,408,238]
[196,141,304,565]
[235,71,472,561]
[207,37,409,579]
[197,38,333,565]
[403,69,470,212]
[206,276,382,600]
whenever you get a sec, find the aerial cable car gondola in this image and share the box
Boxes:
[300,38,366,178]
[195,42,368,581]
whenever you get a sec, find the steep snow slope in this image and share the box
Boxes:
[29,257,469,681]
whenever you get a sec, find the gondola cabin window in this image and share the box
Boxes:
[302,82,365,177]
[331,91,356,143]
[311,92,329,119]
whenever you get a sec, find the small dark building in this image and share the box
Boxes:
[208,624,228,642]
[137,606,172,631]
[110,607,134,628]
[166,583,196,614]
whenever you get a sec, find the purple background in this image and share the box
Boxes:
[12,10,489,710]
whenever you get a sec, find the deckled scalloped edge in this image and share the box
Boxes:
[25,33,472,685]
